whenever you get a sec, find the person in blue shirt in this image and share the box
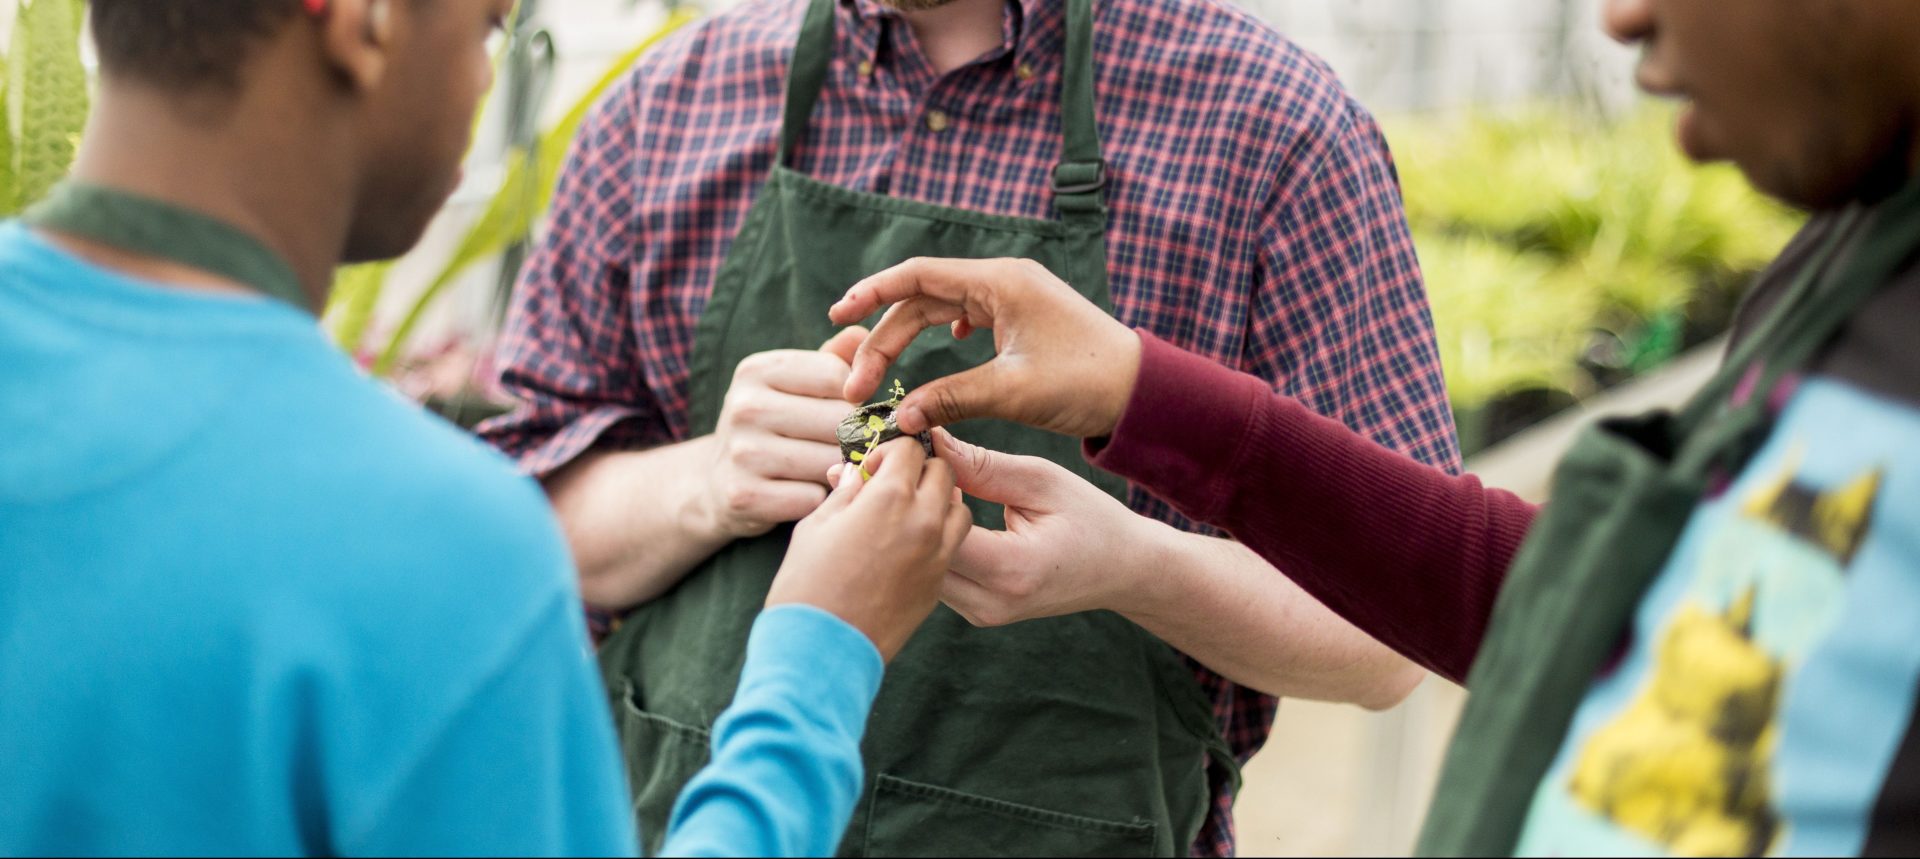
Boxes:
[0,0,972,855]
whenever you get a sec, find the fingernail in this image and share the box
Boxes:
[898,405,926,433]
[937,429,966,452]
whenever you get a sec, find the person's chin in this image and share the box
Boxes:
[1674,103,1718,164]
[1760,140,1917,212]
[342,218,436,266]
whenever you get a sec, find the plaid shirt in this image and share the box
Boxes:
[483,0,1459,852]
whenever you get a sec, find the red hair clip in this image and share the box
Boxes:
[303,0,327,14]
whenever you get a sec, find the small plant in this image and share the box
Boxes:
[837,380,933,480]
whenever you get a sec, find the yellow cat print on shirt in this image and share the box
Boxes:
[1568,588,1781,856]
[1566,452,1884,858]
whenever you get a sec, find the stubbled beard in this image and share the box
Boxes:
[876,0,962,10]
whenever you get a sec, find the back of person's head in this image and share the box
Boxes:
[90,0,300,91]
[1604,0,1920,210]
[81,0,507,264]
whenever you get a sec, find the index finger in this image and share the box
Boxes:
[841,296,966,403]
[828,257,1016,327]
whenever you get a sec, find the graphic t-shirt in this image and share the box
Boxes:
[1515,216,1920,857]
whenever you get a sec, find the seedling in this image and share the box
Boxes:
[837,379,934,480]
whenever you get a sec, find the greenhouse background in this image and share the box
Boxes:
[0,0,1804,855]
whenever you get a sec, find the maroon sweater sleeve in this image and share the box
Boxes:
[1086,331,1541,683]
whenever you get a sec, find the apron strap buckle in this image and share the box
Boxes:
[1053,160,1107,214]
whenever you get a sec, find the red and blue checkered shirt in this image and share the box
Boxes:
[482,0,1460,852]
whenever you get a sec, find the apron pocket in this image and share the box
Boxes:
[613,681,713,857]
[863,774,1157,858]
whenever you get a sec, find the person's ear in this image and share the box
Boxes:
[316,0,394,92]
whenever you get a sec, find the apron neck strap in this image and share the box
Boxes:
[1050,0,1104,217]
[22,182,312,314]
[1674,179,1920,475]
[777,0,1107,220]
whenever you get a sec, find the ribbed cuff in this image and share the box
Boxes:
[1085,329,1273,523]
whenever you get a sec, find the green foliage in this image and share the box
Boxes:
[1,0,89,215]
[1418,231,1598,410]
[328,7,698,375]
[327,260,396,359]
[0,50,14,209]
[1390,106,1804,412]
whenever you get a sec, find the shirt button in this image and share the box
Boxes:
[857,60,875,78]
[1016,63,1036,81]
[925,110,951,133]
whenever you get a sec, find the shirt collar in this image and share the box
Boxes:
[839,0,1060,77]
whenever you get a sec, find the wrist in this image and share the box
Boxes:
[674,435,735,543]
[1095,326,1143,438]
[1105,515,1182,620]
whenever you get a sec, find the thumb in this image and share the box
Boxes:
[819,325,868,365]
[933,429,1057,508]
[894,360,1006,434]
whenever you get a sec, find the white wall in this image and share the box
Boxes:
[1249,0,1639,115]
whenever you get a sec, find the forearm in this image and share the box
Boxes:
[1116,523,1422,710]
[661,606,881,858]
[543,438,731,611]
[1090,332,1538,683]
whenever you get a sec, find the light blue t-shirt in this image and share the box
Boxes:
[0,223,882,856]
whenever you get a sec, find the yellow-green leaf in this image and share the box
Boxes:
[0,48,13,216]
[9,0,90,212]
[325,261,397,353]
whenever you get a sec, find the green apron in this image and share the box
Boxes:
[598,0,1235,854]
[1417,179,1920,857]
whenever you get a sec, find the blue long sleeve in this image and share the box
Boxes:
[659,605,885,858]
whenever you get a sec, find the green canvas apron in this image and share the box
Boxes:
[598,0,1234,854]
[1417,179,1920,857]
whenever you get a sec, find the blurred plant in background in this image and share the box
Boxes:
[1391,107,1805,453]
[0,0,86,215]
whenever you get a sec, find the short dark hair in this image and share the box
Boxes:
[90,0,302,89]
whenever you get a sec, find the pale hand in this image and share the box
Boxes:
[768,439,974,662]
[929,430,1158,628]
[826,258,1141,439]
[698,327,870,540]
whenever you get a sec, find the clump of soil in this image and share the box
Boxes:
[837,380,934,478]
